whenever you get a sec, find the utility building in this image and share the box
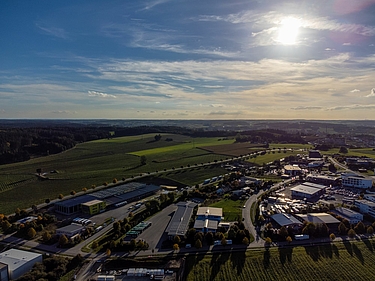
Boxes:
[0,249,42,280]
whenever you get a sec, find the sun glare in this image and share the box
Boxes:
[277,17,300,45]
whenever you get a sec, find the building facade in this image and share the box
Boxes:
[341,173,373,189]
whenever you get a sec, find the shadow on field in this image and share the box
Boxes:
[230,246,246,275]
[210,251,231,281]
[352,243,364,265]
[332,244,339,258]
[278,245,293,266]
[304,243,333,261]
[343,240,353,256]
[263,248,271,269]
[362,238,373,252]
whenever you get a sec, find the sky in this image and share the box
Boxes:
[1,0,375,120]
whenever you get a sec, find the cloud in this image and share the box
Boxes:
[327,104,375,110]
[88,91,116,98]
[350,89,360,92]
[51,110,76,114]
[365,88,375,97]
[35,23,69,39]
[141,0,171,11]
[291,106,323,110]
[210,104,225,108]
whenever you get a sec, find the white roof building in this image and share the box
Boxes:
[0,249,42,280]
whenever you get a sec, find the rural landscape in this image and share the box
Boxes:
[1,119,375,281]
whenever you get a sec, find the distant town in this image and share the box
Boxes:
[1,119,375,281]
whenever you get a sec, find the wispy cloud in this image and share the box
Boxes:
[141,0,171,11]
[35,23,69,39]
[88,90,116,98]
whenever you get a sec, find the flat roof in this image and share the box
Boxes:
[194,219,218,230]
[271,213,302,226]
[335,207,362,217]
[196,207,222,217]
[166,202,197,236]
[0,249,42,272]
[290,185,322,195]
[81,199,104,206]
[355,199,375,207]
[284,165,301,170]
[302,182,327,189]
[296,213,340,224]
[55,194,97,208]
[56,224,84,233]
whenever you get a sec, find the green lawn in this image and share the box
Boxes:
[209,199,245,222]
[185,240,375,281]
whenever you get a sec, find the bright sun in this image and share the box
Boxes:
[277,17,301,45]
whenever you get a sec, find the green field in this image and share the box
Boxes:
[247,150,301,165]
[209,199,245,222]
[185,240,375,281]
[0,134,238,214]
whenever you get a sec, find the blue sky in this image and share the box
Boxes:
[1,0,375,119]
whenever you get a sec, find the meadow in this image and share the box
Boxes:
[185,240,375,281]
[208,199,246,222]
[0,134,236,214]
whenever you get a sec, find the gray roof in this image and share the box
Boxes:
[290,184,321,195]
[302,182,327,189]
[296,213,340,224]
[335,207,362,218]
[56,223,84,233]
[271,213,302,226]
[0,249,42,272]
[194,219,218,230]
[166,202,197,237]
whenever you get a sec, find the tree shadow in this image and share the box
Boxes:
[278,245,293,266]
[210,251,231,281]
[263,248,271,269]
[304,245,320,262]
[352,243,364,265]
[362,238,373,252]
[343,240,353,256]
[332,244,340,258]
[230,246,246,275]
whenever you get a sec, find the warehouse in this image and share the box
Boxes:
[0,249,42,280]
[296,213,340,232]
[290,184,325,200]
[166,201,197,239]
[56,223,85,238]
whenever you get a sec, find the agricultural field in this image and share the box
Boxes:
[247,150,301,166]
[0,134,253,215]
[208,199,246,222]
[268,143,313,150]
[185,240,375,281]
[200,142,264,157]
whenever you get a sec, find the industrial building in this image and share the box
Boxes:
[290,182,326,200]
[296,213,340,232]
[305,174,341,186]
[341,173,373,189]
[81,199,106,215]
[0,249,42,280]
[166,201,197,239]
[54,182,159,215]
[0,263,9,281]
[271,213,302,228]
[284,165,302,176]
[193,206,223,233]
[354,199,375,218]
[56,223,85,238]
[334,207,363,224]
